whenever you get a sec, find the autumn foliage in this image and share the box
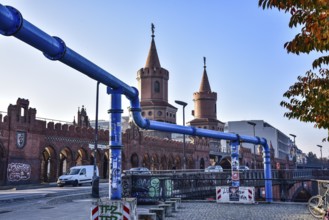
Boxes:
[259,0,329,141]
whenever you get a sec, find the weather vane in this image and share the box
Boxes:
[203,56,206,67]
[151,23,155,36]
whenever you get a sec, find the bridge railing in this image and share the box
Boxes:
[122,169,323,203]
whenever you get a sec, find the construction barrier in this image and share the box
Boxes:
[91,198,137,220]
[216,186,255,204]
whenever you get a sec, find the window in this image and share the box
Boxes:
[154,81,160,93]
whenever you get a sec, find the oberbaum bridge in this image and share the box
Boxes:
[1,4,328,219]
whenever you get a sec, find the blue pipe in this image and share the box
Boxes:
[0,4,273,202]
[107,87,123,200]
[263,142,273,202]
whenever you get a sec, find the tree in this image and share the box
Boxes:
[259,0,329,141]
[306,151,318,164]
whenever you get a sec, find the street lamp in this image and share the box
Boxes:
[247,121,256,169]
[175,100,188,170]
[317,145,323,169]
[92,81,100,198]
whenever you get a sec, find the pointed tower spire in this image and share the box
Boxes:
[145,23,161,68]
[199,56,211,92]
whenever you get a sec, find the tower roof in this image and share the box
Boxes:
[145,23,161,69]
[199,57,211,92]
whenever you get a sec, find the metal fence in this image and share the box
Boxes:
[122,169,329,204]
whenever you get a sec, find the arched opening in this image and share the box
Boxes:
[199,158,205,169]
[150,154,159,170]
[89,149,101,176]
[168,155,174,170]
[142,153,150,169]
[187,156,194,169]
[122,152,126,171]
[76,148,88,165]
[160,155,167,170]
[0,144,6,185]
[130,153,139,168]
[103,151,109,179]
[175,155,181,170]
[220,157,231,170]
[58,147,73,176]
[292,186,312,202]
[40,146,56,183]
[154,81,160,93]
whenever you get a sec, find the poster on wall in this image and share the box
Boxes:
[229,186,239,202]
[216,186,255,204]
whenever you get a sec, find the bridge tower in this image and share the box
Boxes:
[136,24,177,138]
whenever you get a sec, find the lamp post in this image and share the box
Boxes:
[175,100,188,170]
[289,134,297,169]
[317,145,323,169]
[247,121,256,169]
[92,81,100,198]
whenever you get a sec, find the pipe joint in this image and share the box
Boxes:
[0,6,22,36]
[108,109,123,114]
[43,36,66,60]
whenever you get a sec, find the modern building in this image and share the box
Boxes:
[225,120,296,162]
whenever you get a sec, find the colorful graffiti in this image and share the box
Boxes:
[7,163,31,182]
[131,176,173,202]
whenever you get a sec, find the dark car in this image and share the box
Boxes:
[124,167,151,175]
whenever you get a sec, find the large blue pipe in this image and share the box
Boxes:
[0,4,272,202]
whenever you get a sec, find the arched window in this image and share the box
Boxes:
[154,81,160,93]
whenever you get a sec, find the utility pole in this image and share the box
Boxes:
[317,145,323,169]
[175,100,188,170]
[92,81,100,198]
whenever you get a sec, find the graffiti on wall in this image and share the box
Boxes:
[7,163,31,182]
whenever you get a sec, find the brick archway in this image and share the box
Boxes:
[58,147,73,176]
[40,146,57,183]
[0,143,6,184]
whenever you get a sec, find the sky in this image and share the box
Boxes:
[0,1,328,157]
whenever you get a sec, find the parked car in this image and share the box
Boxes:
[124,167,151,175]
[205,165,223,172]
[239,165,250,171]
[57,165,99,187]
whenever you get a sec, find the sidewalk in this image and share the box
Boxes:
[0,182,315,220]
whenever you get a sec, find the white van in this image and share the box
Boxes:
[57,165,99,187]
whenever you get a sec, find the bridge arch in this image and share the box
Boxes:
[58,147,73,176]
[40,145,57,183]
[290,182,312,202]
[130,153,139,168]
[0,142,6,184]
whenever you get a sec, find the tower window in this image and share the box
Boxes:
[154,81,160,93]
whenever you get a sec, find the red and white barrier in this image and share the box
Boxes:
[216,186,255,204]
[91,205,99,220]
[90,198,137,220]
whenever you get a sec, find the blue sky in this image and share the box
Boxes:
[0,0,328,157]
